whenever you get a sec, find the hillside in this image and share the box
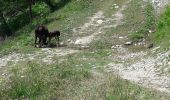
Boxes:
[0,0,170,99]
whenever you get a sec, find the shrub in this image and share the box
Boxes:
[32,2,51,17]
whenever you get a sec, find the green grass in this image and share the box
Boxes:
[125,0,156,42]
[154,6,170,48]
[1,48,169,99]
[0,57,168,99]
[0,60,90,99]
[0,0,170,99]
[105,75,169,100]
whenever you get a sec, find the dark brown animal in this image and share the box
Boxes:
[35,25,49,47]
[48,30,60,46]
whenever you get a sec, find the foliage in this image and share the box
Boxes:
[131,3,155,42]
[32,2,50,17]
[154,6,170,45]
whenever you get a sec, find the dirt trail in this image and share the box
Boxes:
[72,1,129,46]
[0,48,78,68]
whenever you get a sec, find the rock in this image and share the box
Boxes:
[124,41,133,46]
[2,73,7,76]
[113,4,117,6]
[115,6,119,9]
[67,39,74,44]
[60,42,64,46]
[168,62,170,66]
[151,46,160,52]
[111,46,117,49]
[81,45,89,49]
[111,45,122,49]
[97,20,103,24]
[146,43,154,49]
[75,40,81,45]
[119,37,124,39]
[67,39,72,42]
[149,30,152,33]
[148,29,156,33]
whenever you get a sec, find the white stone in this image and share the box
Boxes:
[113,4,117,6]
[60,42,64,45]
[115,6,119,9]
[124,41,133,46]
[97,20,103,24]
[168,62,170,66]
[119,37,124,39]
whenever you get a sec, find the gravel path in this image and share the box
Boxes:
[0,48,78,68]
[71,1,129,46]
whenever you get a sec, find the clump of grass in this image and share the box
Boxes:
[0,62,46,99]
[154,6,170,48]
[104,75,168,100]
[106,77,152,100]
[131,29,147,42]
[131,3,156,42]
[0,33,37,56]
[0,59,90,99]
[89,38,113,49]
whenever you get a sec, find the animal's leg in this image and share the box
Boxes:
[35,36,37,47]
[55,36,60,47]
[48,37,52,45]
[43,37,47,45]
[39,38,42,48]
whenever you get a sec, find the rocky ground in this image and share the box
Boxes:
[150,0,170,14]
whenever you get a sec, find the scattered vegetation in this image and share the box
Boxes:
[0,0,170,99]
[1,52,168,99]
[154,5,170,48]
[106,76,167,100]
[0,60,90,99]
[129,1,156,42]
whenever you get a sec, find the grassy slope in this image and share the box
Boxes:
[153,6,170,49]
[0,0,170,99]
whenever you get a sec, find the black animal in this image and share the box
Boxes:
[48,30,60,46]
[35,25,49,47]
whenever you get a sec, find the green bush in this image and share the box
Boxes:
[32,2,51,17]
